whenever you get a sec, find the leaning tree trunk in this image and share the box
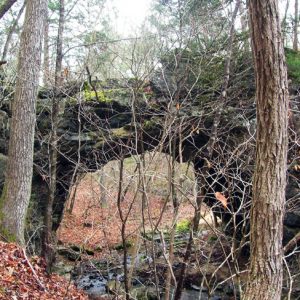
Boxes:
[1,2,26,62]
[0,0,17,20]
[243,1,289,299]
[0,0,47,245]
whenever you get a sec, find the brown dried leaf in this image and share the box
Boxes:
[215,192,228,209]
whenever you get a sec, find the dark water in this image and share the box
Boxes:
[75,268,233,300]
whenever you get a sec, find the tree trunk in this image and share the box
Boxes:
[243,0,289,299]
[43,5,50,87]
[294,0,299,51]
[99,168,107,206]
[281,0,290,46]
[174,170,205,300]
[0,0,47,245]
[0,0,17,20]
[239,0,249,51]
[42,0,65,271]
[164,148,179,300]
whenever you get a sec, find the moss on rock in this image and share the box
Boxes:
[0,154,7,187]
[111,127,130,138]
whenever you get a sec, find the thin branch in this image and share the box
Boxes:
[284,231,300,253]
[22,248,47,291]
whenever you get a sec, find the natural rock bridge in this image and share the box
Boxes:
[0,77,300,248]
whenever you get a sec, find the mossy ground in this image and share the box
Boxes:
[286,48,300,83]
[176,219,191,233]
[84,89,112,102]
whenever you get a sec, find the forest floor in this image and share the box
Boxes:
[55,174,237,300]
[0,241,88,300]
[54,155,235,299]
[57,154,211,257]
[57,176,199,256]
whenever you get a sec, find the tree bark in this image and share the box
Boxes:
[243,0,289,299]
[0,0,17,20]
[43,5,50,87]
[42,0,65,271]
[294,0,299,51]
[0,0,47,245]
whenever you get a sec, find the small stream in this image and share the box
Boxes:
[57,232,239,299]
[75,265,232,300]
[71,246,236,299]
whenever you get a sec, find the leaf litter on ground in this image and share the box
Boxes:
[0,241,88,300]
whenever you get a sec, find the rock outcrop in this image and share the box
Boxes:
[0,74,299,249]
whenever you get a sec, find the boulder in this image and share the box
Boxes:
[284,212,300,228]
